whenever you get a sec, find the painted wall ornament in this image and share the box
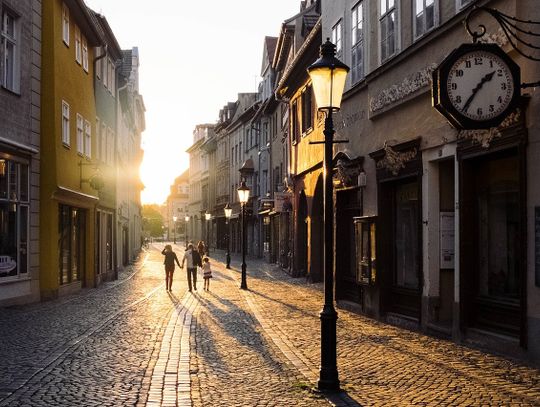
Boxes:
[370,63,438,113]
[376,142,418,176]
[457,108,521,148]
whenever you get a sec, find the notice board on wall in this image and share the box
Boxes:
[440,212,455,269]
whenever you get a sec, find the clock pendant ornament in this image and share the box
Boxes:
[432,43,521,130]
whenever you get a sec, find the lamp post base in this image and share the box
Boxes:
[226,252,231,269]
[318,305,339,392]
[240,262,247,290]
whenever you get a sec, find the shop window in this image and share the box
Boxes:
[0,158,29,280]
[59,205,85,285]
[354,216,377,285]
[394,181,419,289]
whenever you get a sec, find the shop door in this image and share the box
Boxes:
[336,188,362,303]
[461,148,523,339]
[380,177,422,318]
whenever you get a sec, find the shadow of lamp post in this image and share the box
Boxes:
[307,38,349,392]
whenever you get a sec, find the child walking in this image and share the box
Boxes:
[202,257,212,291]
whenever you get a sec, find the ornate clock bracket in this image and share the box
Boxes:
[464,6,540,88]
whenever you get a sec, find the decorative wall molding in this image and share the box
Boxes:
[369,63,438,113]
[333,156,363,188]
[376,142,418,176]
[457,109,521,148]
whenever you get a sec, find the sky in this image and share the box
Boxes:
[84,0,302,205]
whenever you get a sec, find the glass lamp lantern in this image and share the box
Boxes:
[307,38,350,112]
[224,203,232,219]
[237,181,250,204]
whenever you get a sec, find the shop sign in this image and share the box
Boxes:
[274,192,292,212]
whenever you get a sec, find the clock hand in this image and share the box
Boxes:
[462,70,496,113]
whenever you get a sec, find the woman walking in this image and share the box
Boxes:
[161,244,181,291]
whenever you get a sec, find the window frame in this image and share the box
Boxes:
[0,156,30,282]
[301,85,313,135]
[413,0,438,39]
[62,101,70,147]
[331,18,343,57]
[62,3,70,46]
[379,0,399,63]
[351,1,366,84]
[82,36,88,72]
[84,119,91,158]
[1,8,20,93]
[76,113,84,155]
[74,26,81,64]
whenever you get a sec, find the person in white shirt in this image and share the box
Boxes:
[181,243,202,292]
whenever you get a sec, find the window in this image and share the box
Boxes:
[76,114,84,154]
[84,120,91,158]
[456,0,473,10]
[380,0,398,62]
[291,100,299,144]
[101,123,106,160]
[59,205,85,285]
[62,3,69,46]
[82,37,88,72]
[0,158,29,280]
[74,26,81,64]
[2,9,19,92]
[351,1,365,83]
[102,55,108,85]
[96,117,100,159]
[414,0,436,38]
[95,48,101,79]
[331,19,343,57]
[301,86,313,134]
[62,101,70,146]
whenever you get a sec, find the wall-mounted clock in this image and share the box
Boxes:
[432,43,521,130]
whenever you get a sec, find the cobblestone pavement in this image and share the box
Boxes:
[1,245,539,406]
[210,250,540,407]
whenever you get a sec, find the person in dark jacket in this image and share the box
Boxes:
[182,243,202,291]
[161,244,181,291]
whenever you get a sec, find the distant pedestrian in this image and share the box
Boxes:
[197,240,206,258]
[181,243,202,292]
[202,257,212,291]
[161,244,180,291]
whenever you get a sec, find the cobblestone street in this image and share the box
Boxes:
[0,244,539,406]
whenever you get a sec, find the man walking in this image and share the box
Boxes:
[181,243,202,292]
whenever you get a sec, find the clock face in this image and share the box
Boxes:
[446,50,514,122]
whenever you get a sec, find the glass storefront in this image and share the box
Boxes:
[59,205,86,285]
[0,157,29,280]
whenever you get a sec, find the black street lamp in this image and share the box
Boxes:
[224,203,232,268]
[307,38,349,392]
[173,215,177,245]
[237,181,250,290]
[185,215,189,248]
[205,211,211,255]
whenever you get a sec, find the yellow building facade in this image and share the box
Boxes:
[40,0,102,298]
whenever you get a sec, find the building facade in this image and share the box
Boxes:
[166,170,189,245]
[117,47,145,266]
[91,10,121,282]
[0,0,42,305]
[320,0,540,361]
[40,0,102,298]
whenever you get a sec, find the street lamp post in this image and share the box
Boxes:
[224,203,232,268]
[173,215,177,245]
[185,215,189,248]
[205,212,211,255]
[307,38,349,392]
[237,182,250,290]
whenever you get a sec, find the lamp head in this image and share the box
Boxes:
[224,202,232,219]
[307,38,349,112]
[237,181,250,204]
